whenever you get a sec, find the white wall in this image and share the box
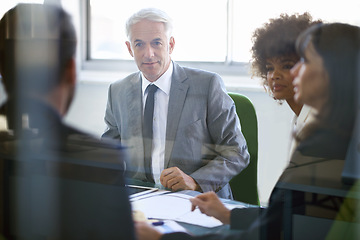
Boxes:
[65,75,294,206]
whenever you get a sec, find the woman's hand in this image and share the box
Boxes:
[190,191,231,224]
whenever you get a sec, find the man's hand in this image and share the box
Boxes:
[190,191,231,224]
[135,221,162,240]
[160,167,201,191]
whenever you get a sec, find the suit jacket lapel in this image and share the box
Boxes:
[165,63,189,168]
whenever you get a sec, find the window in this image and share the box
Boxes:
[2,0,359,74]
[89,0,227,62]
[87,0,360,70]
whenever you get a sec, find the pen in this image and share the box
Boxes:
[151,221,164,226]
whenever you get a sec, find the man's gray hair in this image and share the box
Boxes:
[125,8,173,41]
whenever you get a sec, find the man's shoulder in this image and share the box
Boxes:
[173,63,224,90]
[173,62,223,86]
[111,72,140,87]
[175,62,219,77]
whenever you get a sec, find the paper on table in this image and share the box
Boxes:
[175,208,223,227]
[131,193,191,219]
[130,190,170,202]
[131,192,223,228]
[129,188,158,199]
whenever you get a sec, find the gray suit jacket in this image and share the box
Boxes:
[102,61,249,198]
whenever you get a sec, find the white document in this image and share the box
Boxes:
[130,189,170,202]
[175,208,223,227]
[131,192,223,228]
[131,193,192,219]
[129,189,158,199]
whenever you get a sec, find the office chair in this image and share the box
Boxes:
[228,92,259,205]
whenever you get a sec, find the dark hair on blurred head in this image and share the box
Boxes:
[0,3,77,97]
[251,13,321,85]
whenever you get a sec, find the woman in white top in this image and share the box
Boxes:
[250,13,321,156]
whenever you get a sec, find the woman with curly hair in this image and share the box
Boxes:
[251,13,321,155]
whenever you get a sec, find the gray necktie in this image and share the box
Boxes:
[143,84,158,183]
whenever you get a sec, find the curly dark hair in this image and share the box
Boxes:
[251,13,321,87]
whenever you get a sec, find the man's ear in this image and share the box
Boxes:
[126,41,134,57]
[64,58,76,87]
[169,37,175,54]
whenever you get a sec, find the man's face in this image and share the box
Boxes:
[126,20,175,82]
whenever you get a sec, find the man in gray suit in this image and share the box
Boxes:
[102,8,249,199]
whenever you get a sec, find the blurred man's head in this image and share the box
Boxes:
[0,3,77,117]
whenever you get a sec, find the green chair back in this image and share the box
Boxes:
[228,92,259,205]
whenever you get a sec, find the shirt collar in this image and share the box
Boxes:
[142,61,173,96]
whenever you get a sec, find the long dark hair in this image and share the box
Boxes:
[295,23,360,157]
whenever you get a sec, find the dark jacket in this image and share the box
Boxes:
[0,99,135,240]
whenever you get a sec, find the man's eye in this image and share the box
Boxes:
[135,43,143,47]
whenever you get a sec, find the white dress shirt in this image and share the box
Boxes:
[288,104,315,159]
[141,62,173,185]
